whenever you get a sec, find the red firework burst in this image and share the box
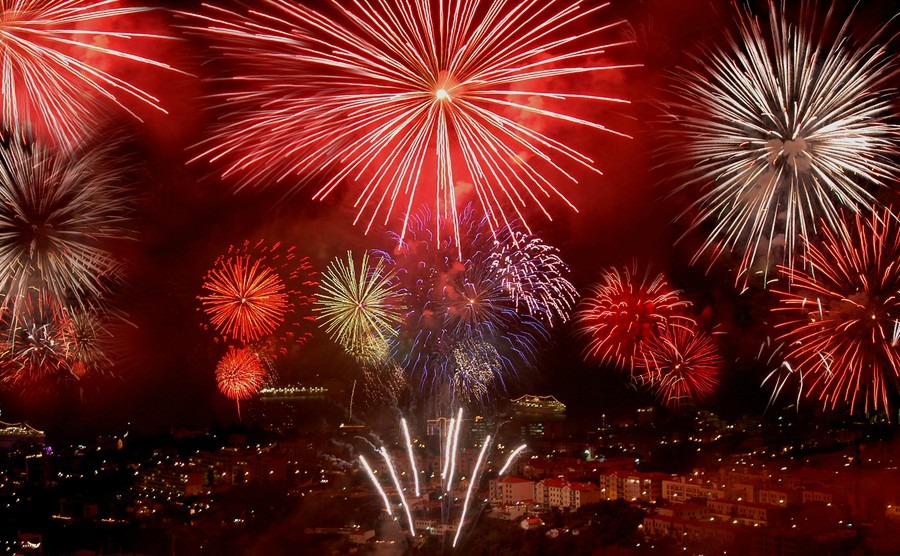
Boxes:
[199,240,317,345]
[635,319,722,409]
[0,1,179,148]
[215,346,266,402]
[773,208,900,416]
[183,0,633,245]
[0,293,72,384]
[576,265,690,372]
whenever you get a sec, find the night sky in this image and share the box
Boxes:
[1,0,897,439]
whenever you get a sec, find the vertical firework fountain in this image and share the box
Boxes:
[357,411,528,550]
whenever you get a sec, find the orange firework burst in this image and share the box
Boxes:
[774,208,900,416]
[199,240,317,345]
[215,346,267,402]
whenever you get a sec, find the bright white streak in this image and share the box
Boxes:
[359,455,392,516]
[498,444,527,476]
[380,447,415,536]
[452,434,491,548]
[401,418,420,497]
[446,408,463,492]
[441,416,456,479]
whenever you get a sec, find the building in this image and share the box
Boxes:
[707,499,781,527]
[489,477,534,505]
[662,477,725,502]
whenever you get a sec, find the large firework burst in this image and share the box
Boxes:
[316,251,404,366]
[184,0,633,245]
[773,208,900,416]
[0,0,179,148]
[0,134,132,323]
[635,319,722,409]
[576,264,690,373]
[664,1,899,287]
[199,240,317,346]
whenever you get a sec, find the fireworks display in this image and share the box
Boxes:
[773,208,900,415]
[199,240,317,346]
[635,319,722,409]
[0,134,133,323]
[0,0,179,149]
[316,251,403,366]
[576,264,690,373]
[185,0,633,244]
[665,1,899,287]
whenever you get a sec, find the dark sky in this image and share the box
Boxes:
[1,0,897,438]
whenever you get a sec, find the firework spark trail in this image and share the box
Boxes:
[773,208,900,415]
[185,0,634,247]
[762,361,804,411]
[380,447,415,536]
[452,434,491,549]
[498,444,527,476]
[359,454,392,516]
[446,407,463,493]
[400,418,420,497]
[664,1,900,288]
[441,415,456,481]
[0,1,183,148]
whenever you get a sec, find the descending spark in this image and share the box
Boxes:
[400,418,420,497]
[0,0,181,148]
[380,447,415,536]
[359,454,392,516]
[453,434,492,548]
[762,361,805,411]
[185,0,634,246]
[773,208,900,415]
[498,444,527,476]
[316,251,403,365]
[664,1,900,287]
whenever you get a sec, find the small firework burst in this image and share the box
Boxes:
[576,264,690,373]
[215,346,267,403]
[635,319,722,409]
[199,240,317,346]
[664,1,899,287]
[450,339,503,405]
[773,208,900,416]
[316,251,403,366]
[0,0,179,148]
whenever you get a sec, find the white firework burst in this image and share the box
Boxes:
[665,1,899,288]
